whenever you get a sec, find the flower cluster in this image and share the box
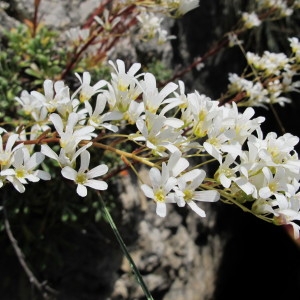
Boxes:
[226,37,300,107]
[255,0,295,18]
[141,151,219,217]
[1,57,300,238]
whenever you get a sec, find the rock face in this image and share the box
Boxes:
[112,170,223,300]
[1,1,300,300]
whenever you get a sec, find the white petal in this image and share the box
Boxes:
[181,169,202,184]
[93,79,107,91]
[12,149,24,167]
[35,170,51,180]
[26,152,45,170]
[220,173,232,188]
[203,142,222,163]
[74,126,95,137]
[159,82,178,100]
[149,167,162,189]
[6,134,19,151]
[128,62,141,76]
[6,177,25,193]
[27,174,40,182]
[50,113,64,135]
[77,184,87,197]
[156,202,167,217]
[165,177,177,193]
[85,179,108,190]
[141,184,155,199]
[83,72,91,85]
[192,190,220,202]
[259,187,272,199]
[43,79,54,99]
[187,201,206,217]
[87,164,108,178]
[66,112,79,131]
[71,142,92,163]
[164,117,184,128]
[0,169,15,176]
[61,166,77,180]
[79,151,90,172]
[41,144,59,160]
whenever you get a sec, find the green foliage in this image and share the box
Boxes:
[0,23,65,121]
[143,59,172,83]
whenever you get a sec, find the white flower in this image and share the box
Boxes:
[15,90,43,116]
[109,59,142,92]
[73,72,107,103]
[175,169,220,217]
[203,114,242,163]
[224,102,265,145]
[50,112,95,154]
[123,101,145,125]
[258,167,294,207]
[85,93,122,132]
[61,150,108,197]
[137,9,163,41]
[228,32,243,47]
[31,79,71,113]
[0,133,23,167]
[166,150,189,177]
[273,192,300,239]
[141,163,177,217]
[133,112,184,156]
[41,142,93,168]
[1,148,50,193]
[66,26,90,45]
[140,72,179,115]
[214,153,238,188]
[94,9,120,31]
[157,28,176,44]
[242,12,261,29]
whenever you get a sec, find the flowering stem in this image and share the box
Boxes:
[97,192,154,300]
[86,140,157,168]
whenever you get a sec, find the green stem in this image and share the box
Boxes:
[97,192,154,300]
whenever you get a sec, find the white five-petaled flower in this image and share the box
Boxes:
[1,147,50,193]
[242,12,261,29]
[141,163,177,217]
[0,133,23,167]
[94,9,121,31]
[109,59,142,92]
[41,142,93,168]
[73,72,107,103]
[85,93,122,132]
[140,72,179,115]
[175,169,220,217]
[61,150,108,197]
[133,112,184,156]
[50,112,95,154]
[31,79,71,113]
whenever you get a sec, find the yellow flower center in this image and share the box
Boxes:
[154,189,165,203]
[76,173,87,185]
[183,189,193,202]
[16,168,26,179]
